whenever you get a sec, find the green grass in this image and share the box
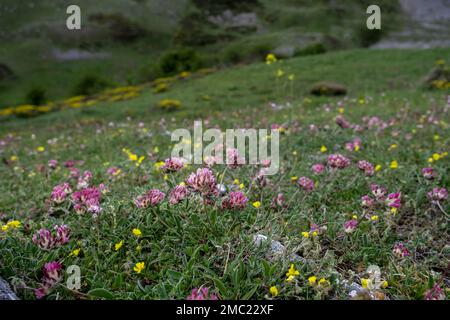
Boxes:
[0,49,449,300]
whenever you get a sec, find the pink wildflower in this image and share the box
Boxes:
[48,159,58,169]
[392,242,410,258]
[311,163,325,174]
[187,287,218,300]
[361,195,375,208]
[386,192,401,208]
[134,189,165,208]
[298,177,314,192]
[371,184,387,200]
[43,261,63,286]
[226,148,244,169]
[422,167,435,180]
[427,187,448,204]
[424,284,445,300]
[77,170,92,189]
[186,168,217,195]
[271,193,286,209]
[344,220,358,233]
[162,157,185,172]
[335,115,350,129]
[32,229,55,250]
[51,183,72,204]
[221,191,248,210]
[357,160,374,176]
[327,154,351,169]
[169,185,189,205]
[54,224,70,245]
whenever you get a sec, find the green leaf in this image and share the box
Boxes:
[87,288,115,299]
[242,285,259,300]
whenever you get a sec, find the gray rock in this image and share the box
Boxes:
[273,46,295,59]
[253,234,303,262]
[0,277,19,300]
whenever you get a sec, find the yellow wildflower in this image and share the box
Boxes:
[286,264,300,281]
[252,201,261,209]
[361,278,371,289]
[133,262,145,274]
[291,176,298,182]
[115,240,123,251]
[302,231,309,238]
[265,53,277,65]
[371,215,379,221]
[375,164,382,172]
[36,146,45,152]
[308,276,317,286]
[132,228,142,237]
[154,161,165,170]
[390,160,398,169]
[7,220,21,228]
[129,153,138,161]
[70,248,81,257]
[269,286,279,297]
[320,145,327,153]
[318,278,330,287]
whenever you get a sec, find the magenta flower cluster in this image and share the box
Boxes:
[32,225,71,250]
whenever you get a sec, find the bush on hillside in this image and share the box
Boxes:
[159,48,203,76]
[25,87,47,106]
[73,75,111,96]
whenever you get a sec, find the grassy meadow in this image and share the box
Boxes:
[0,0,449,301]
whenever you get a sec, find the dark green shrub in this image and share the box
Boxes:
[73,75,111,96]
[159,48,203,76]
[356,27,383,48]
[294,43,327,57]
[25,87,47,106]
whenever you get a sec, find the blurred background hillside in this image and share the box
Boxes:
[0,0,449,107]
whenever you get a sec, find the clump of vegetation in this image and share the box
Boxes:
[159,48,203,76]
[157,98,182,111]
[73,75,112,96]
[422,60,450,90]
[310,81,347,96]
[294,43,327,57]
[25,86,47,106]
[356,27,384,48]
